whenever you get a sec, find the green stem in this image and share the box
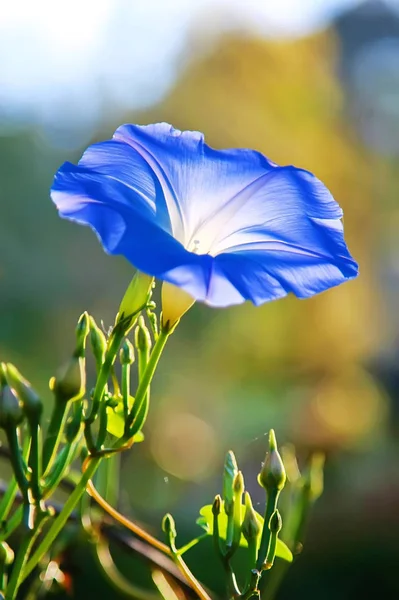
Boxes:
[125,328,170,436]
[85,327,126,451]
[256,490,279,571]
[5,429,29,504]
[0,438,30,523]
[177,533,209,555]
[121,363,130,423]
[5,511,49,600]
[20,456,101,584]
[27,422,42,504]
[213,511,241,597]
[87,330,125,426]
[43,437,83,498]
[42,399,70,476]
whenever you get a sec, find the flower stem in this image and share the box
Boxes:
[85,469,170,555]
[256,490,279,571]
[125,327,170,437]
[20,456,101,584]
[5,510,49,600]
[0,437,30,524]
[42,399,70,476]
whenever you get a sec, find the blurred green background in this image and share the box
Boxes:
[1,0,399,598]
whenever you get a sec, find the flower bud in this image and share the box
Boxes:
[90,316,107,365]
[119,271,153,321]
[233,471,245,497]
[242,492,261,542]
[223,450,238,516]
[212,494,222,516]
[120,339,135,365]
[75,312,90,357]
[258,430,286,493]
[0,383,24,428]
[5,363,42,422]
[161,282,194,331]
[135,316,152,354]
[52,356,85,403]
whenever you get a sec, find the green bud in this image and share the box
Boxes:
[162,513,177,540]
[212,494,222,516]
[53,356,86,403]
[223,450,238,515]
[89,317,107,365]
[0,383,24,428]
[5,363,42,422]
[135,316,152,353]
[120,339,135,365]
[75,312,90,357]
[233,471,245,496]
[242,492,261,542]
[268,509,282,534]
[118,272,154,321]
[258,430,286,493]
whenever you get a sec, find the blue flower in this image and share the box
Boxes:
[51,123,358,307]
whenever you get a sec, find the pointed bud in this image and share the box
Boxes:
[223,450,238,516]
[162,513,177,545]
[233,471,245,497]
[53,355,85,403]
[75,312,90,357]
[212,495,222,516]
[258,430,286,493]
[242,492,261,542]
[120,339,135,365]
[5,364,42,422]
[119,272,153,321]
[135,316,152,353]
[0,383,24,428]
[90,317,107,365]
[161,282,195,331]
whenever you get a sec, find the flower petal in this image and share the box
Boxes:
[113,123,277,252]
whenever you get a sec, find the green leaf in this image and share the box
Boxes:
[196,502,293,563]
[106,400,144,442]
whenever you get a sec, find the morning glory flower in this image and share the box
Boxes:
[51,123,358,308]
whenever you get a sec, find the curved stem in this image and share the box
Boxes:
[172,553,213,600]
[95,538,159,600]
[85,463,170,555]
[86,463,212,599]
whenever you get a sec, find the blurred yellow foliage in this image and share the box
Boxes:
[144,30,382,377]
